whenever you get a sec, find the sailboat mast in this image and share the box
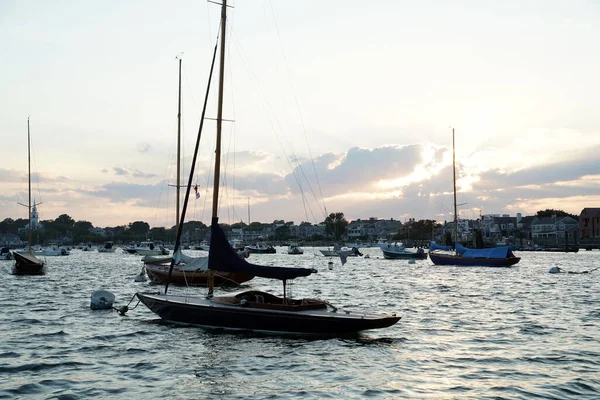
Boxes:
[212,0,227,219]
[27,117,32,251]
[176,57,182,230]
[452,128,458,247]
[208,0,227,296]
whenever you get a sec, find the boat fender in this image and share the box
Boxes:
[328,261,333,270]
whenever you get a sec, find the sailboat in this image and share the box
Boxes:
[134,1,400,334]
[12,118,46,275]
[143,57,253,287]
[428,129,520,267]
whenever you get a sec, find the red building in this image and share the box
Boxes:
[579,208,600,238]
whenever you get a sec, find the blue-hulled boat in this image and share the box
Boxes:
[429,128,520,268]
[428,242,520,267]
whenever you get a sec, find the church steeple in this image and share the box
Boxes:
[31,199,39,229]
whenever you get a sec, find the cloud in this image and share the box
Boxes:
[474,146,600,191]
[111,166,157,178]
[283,143,448,198]
[223,172,289,197]
[2,139,599,227]
[88,180,169,207]
[113,167,128,176]
[137,142,152,153]
[132,169,158,179]
[0,169,24,183]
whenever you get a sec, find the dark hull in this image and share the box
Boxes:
[382,250,427,260]
[145,264,253,286]
[136,292,400,335]
[246,248,276,254]
[12,252,45,275]
[429,252,520,267]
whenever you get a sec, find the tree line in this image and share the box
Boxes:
[0,214,335,245]
[0,208,578,245]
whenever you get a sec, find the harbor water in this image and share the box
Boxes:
[1,248,599,399]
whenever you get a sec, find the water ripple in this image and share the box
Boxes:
[0,249,599,399]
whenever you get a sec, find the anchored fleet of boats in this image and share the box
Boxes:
[8,4,531,338]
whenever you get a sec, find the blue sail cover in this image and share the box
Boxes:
[429,242,453,251]
[456,243,516,259]
[208,218,314,281]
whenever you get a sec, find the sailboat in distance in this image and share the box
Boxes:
[428,128,520,267]
[135,1,400,334]
[12,118,45,275]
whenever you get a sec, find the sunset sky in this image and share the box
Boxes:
[1,0,599,228]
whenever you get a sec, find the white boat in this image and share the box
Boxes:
[132,241,169,256]
[287,244,304,255]
[16,245,68,256]
[97,241,116,253]
[41,246,70,256]
[79,243,96,251]
[15,245,43,256]
[320,244,360,257]
[245,243,276,254]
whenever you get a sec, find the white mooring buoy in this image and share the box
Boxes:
[134,266,147,282]
[328,261,334,270]
[90,289,115,310]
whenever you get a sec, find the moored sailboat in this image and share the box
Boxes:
[12,118,45,275]
[428,129,520,267]
[143,56,254,287]
[134,1,400,334]
[381,243,426,260]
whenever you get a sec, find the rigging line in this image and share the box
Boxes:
[181,65,204,125]
[152,123,178,229]
[28,126,43,208]
[226,18,239,227]
[165,28,220,294]
[181,66,209,225]
[219,28,237,225]
[267,0,328,219]
[228,31,319,223]
[287,148,321,221]
[200,148,214,224]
